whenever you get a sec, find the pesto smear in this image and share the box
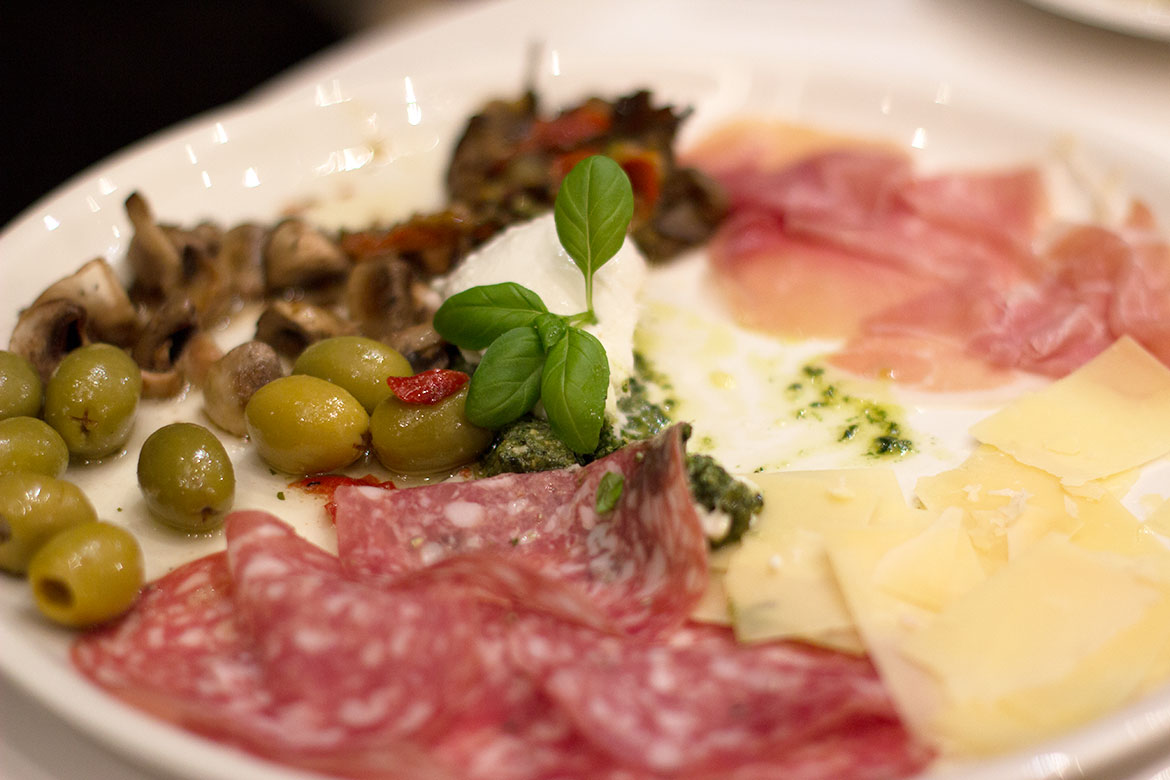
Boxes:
[787,364,914,459]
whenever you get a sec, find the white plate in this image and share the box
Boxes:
[3,11,1170,780]
[1021,0,1170,41]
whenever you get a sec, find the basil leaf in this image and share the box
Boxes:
[433,283,549,350]
[541,327,609,454]
[554,156,635,312]
[595,471,624,514]
[535,312,568,352]
[464,326,546,428]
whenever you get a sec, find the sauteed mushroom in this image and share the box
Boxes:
[263,218,349,300]
[253,300,356,358]
[220,223,266,302]
[202,341,283,436]
[133,298,199,398]
[344,255,424,341]
[388,322,450,373]
[176,332,224,389]
[124,192,183,299]
[31,258,140,347]
[124,192,231,322]
[9,299,90,383]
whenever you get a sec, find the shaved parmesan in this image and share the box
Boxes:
[970,337,1170,485]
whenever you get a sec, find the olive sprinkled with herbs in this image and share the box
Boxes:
[292,336,412,414]
[27,521,143,627]
[245,374,369,475]
[0,472,98,574]
[43,343,142,459]
[0,350,43,420]
[0,417,70,477]
[137,422,236,532]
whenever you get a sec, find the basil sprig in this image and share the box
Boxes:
[554,155,635,322]
[541,327,609,453]
[433,155,634,454]
[431,282,548,350]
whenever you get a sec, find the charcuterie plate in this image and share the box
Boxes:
[3,12,1170,780]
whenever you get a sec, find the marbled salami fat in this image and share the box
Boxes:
[334,425,708,635]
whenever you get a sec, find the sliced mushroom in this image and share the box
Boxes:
[125,192,183,299]
[253,300,356,358]
[9,299,90,383]
[345,255,422,341]
[388,322,450,373]
[174,221,232,325]
[31,257,141,347]
[133,298,199,398]
[263,218,350,301]
[125,193,232,323]
[202,341,283,436]
[220,223,267,302]
[176,331,225,389]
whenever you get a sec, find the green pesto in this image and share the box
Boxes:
[686,452,763,548]
[477,351,763,547]
[787,363,915,459]
[617,376,673,443]
[479,417,579,476]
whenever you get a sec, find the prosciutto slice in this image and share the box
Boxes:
[333,425,709,636]
[692,120,1170,388]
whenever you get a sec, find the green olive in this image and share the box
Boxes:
[370,386,492,475]
[27,521,143,628]
[137,422,235,532]
[245,374,369,474]
[0,350,43,420]
[43,343,142,459]
[0,417,70,477]
[292,336,412,414]
[0,472,98,574]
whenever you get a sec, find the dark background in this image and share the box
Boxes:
[1,1,356,227]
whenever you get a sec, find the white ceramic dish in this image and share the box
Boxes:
[1021,0,1170,41]
[3,41,1170,780]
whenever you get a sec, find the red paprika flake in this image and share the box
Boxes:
[291,474,396,523]
[387,369,470,405]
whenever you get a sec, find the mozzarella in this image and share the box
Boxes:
[442,214,646,418]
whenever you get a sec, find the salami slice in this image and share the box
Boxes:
[72,552,265,728]
[72,450,931,780]
[334,425,708,635]
[72,549,450,780]
[396,552,618,634]
[224,511,496,746]
[510,622,932,778]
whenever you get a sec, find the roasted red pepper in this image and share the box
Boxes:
[387,369,470,405]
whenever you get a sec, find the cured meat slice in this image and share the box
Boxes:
[71,553,265,728]
[898,168,1046,251]
[693,120,1170,385]
[709,209,937,339]
[399,552,618,634]
[224,511,495,746]
[72,550,450,779]
[509,622,932,779]
[333,425,709,636]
